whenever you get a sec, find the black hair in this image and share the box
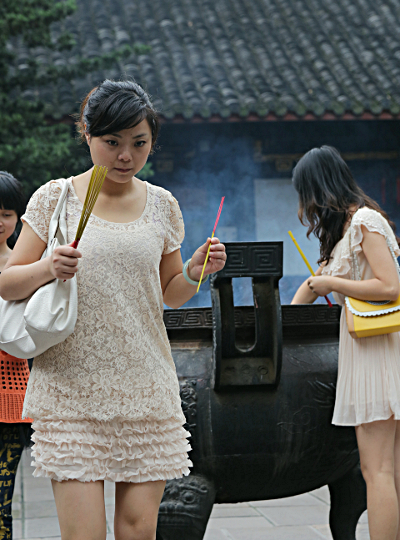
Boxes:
[0,171,25,248]
[76,80,159,151]
[292,145,398,264]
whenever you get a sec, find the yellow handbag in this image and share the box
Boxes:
[345,223,400,339]
[345,296,400,338]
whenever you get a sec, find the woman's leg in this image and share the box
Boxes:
[114,480,166,540]
[393,420,400,540]
[52,479,107,540]
[356,416,398,540]
[0,424,25,540]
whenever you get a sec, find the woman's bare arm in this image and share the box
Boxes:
[0,223,81,301]
[291,265,324,304]
[160,237,226,309]
[160,249,197,309]
[306,226,399,301]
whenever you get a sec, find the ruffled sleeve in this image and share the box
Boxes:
[21,180,65,244]
[162,191,185,255]
[351,207,400,258]
[322,207,400,278]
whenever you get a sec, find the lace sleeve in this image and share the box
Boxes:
[351,207,400,258]
[21,180,64,243]
[163,192,185,255]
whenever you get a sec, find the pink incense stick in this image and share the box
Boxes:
[196,197,225,293]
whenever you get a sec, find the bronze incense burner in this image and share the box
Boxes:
[157,242,366,540]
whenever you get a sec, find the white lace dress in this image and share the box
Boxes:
[21,178,192,482]
[322,207,400,426]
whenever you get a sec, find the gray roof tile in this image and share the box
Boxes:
[14,0,400,119]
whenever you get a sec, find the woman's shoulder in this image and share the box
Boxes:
[147,182,178,203]
[146,183,182,220]
[323,207,398,276]
[350,205,399,256]
[22,178,71,241]
[29,178,70,204]
[352,206,390,230]
[145,183,184,251]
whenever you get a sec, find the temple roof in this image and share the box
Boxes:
[18,0,400,121]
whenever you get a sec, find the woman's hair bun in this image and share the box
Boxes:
[76,80,159,151]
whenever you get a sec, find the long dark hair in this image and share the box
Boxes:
[76,79,160,152]
[292,146,398,264]
[0,171,25,249]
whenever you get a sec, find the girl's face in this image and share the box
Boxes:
[86,119,152,184]
[0,208,18,245]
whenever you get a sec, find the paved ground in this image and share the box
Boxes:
[12,449,369,539]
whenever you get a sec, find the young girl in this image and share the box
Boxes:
[0,171,31,540]
[0,80,226,540]
[291,146,400,540]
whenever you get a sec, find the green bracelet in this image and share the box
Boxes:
[182,259,209,286]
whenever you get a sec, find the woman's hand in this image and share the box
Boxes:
[48,243,82,280]
[307,275,333,297]
[160,239,226,309]
[188,237,227,281]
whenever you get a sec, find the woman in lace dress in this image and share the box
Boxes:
[0,80,226,540]
[291,146,400,540]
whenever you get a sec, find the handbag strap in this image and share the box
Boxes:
[47,180,70,244]
[348,213,400,282]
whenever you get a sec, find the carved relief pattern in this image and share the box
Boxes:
[277,405,319,434]
[218,243,283,277]
[165,305,340,329]
[159,475,215,528]
[164,310,213,328]
[161,476,210,505]
[309,380,337,409]
[179,379,197,441]
[282,305,341,325]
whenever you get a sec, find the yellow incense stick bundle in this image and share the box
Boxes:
[72,165,108,247]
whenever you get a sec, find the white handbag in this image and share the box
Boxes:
[0,180,78,358]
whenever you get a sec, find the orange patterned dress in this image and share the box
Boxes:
[0,351,31,423]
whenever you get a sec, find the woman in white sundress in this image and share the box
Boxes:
[291,146,400,540]
[0,80,227,540]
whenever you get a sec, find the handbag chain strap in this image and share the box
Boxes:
[348,217,400,282]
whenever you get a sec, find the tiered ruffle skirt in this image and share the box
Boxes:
[31,417,192,483]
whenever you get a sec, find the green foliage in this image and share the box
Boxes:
[1,0,148,193]
[136,163,155,180]
[0,0,77,48]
